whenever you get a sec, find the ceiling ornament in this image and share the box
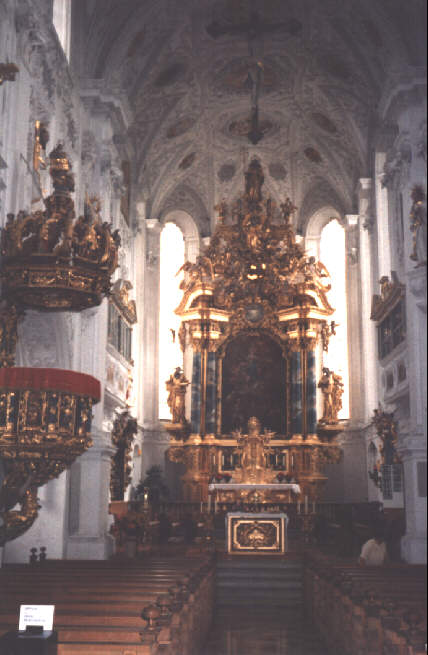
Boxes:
[178,152,197,170]
[304,147,323,164]
[153,62,186,88]
[214,57,277,95]
[318,52,352,81]
[311,112,337,135]
[206,7,302,41]
[0,63,19,85]
[226,115,276,142]
[166,117,195,139]
[268,162,287,181]
[217,163,236,182]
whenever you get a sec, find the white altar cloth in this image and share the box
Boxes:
[208,483,301,494]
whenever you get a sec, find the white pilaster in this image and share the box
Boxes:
[357,179,379,422]
[65,429,115,559]
[397,433,427,563]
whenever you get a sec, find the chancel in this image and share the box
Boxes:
[0,1,426,654]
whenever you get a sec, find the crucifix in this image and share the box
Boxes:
[206,10,301,145]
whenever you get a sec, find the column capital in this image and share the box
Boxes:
[396,431,427,460]
[344,214,359,227]
[146,218,162,232]
[358,178,372,193]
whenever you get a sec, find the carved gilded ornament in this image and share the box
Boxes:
[232,417,276,484]
[0,368,100,544]
[370,272,405,322]
[0,63,19,85]
[176,159,333,353]
[371,408,400,466]
[0,303,24,368]
[1,143,121,311]
[111,278,138,324]
[110,410,138,501]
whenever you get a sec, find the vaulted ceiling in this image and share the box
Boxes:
[76,0,426,233]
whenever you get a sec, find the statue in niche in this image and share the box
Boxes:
[318,368,343,425]
[166,367,190,424]
[409,185,427,265]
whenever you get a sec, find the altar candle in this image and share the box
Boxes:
[200,501,203,513]
[312,501,316,514]
[208,495,211,512]
[304,496,308,514]
[297,501,301,514]
[214,499,218,513]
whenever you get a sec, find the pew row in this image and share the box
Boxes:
[304,550,427,655]
[0,556,215,655]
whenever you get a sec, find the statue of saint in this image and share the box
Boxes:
[233,417,275,484]
[318,368,343,425]
[166,367,189,424]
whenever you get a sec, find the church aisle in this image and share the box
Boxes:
[200,607,329,655]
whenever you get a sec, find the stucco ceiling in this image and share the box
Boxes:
[77,0,427,231]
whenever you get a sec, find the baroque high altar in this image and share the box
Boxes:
[166,160,342,505]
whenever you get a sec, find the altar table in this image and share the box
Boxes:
[226,512,288,555]
[209,483,301,493]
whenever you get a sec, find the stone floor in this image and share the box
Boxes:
[201,607,329,655]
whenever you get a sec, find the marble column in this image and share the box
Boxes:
[305,349,317,435]
[191,351,202,434]
[65,428,115,559]
[206,351,217,435]
[290,350,303,436]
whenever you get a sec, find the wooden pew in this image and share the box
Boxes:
[304,551,426,655]
[0,556,215,655]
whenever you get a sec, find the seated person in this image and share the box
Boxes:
[358,527,388,566]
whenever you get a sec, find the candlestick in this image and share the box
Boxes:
[208,495,211,512]
[297,501,301,514]
[304,495,308,514]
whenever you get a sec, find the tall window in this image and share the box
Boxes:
[158,223,185,419]
[320,219,349,419]
[53,0,71,60]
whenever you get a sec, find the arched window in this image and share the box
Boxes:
[158,223,185,419]
[53,0,72,60]
[320,219,349,419]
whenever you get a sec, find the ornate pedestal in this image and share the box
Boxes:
[227,512,288,555]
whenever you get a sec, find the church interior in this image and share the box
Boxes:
[0,0,426,653]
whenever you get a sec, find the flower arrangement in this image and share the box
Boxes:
[110,511,146,541]
[214,473,232,483]
[276,473,296,483]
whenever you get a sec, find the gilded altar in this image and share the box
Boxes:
[166,160,343,505]
[227,512,287,555]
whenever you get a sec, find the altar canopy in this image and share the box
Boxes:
[166,160,343,504]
